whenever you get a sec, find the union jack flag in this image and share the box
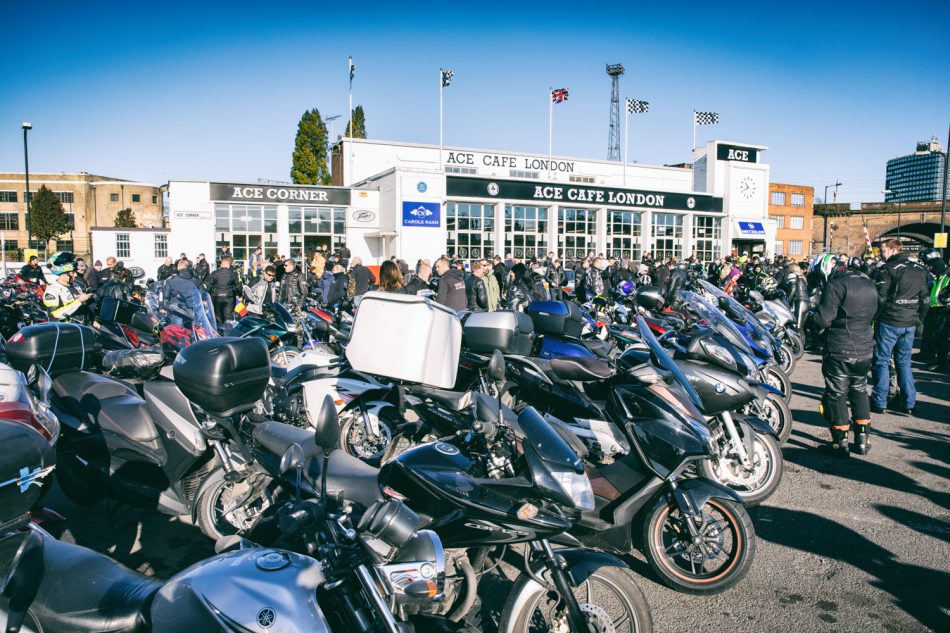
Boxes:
[551,88,569,103]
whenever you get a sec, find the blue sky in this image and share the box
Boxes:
[2,0,948,203]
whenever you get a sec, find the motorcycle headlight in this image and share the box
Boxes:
[701,340,737,370]
[551,470,594,511]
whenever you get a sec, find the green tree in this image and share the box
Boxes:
[291,108,331,185]
[29,185,69,251]
[114,208,136,227]
[344,105,367,139]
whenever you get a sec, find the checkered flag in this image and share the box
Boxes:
[441,68,454,87]
[694,111,719,125]
[626,98,649,114]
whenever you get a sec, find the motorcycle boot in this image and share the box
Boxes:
[829,425,851,457]
[852,420,871,455]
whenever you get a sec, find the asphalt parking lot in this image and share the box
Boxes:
[42,353,949,632]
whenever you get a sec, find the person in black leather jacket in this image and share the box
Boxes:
[435,258,467,312]
[466,264,489,312]
[506,263,534,312]
[870,239,929,415]
[278,258,308,309]
[207,256,239,324]
[809,258,879,457]
[781,263,809,328]
[546,259,566,300]
[194,253,211,288]
[665,263,688,304]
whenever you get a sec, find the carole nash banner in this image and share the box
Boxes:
[446,176,722,212]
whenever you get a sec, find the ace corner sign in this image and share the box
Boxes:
[717,143,758,163]
[402,201,441,228]
[210,182,351,206]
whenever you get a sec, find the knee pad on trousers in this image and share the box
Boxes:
[820,394,844,426]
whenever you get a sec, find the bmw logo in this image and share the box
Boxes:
[257,608,276,628]
[417,181,427,193]
[687,197,696,209]
[487,182,500,196]
[715,383,726,394]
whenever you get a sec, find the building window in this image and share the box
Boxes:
[446,202,494,259]
[445,166,476,175]
[154,234,168,258]
[569,175,595,184]
[790,193,805,207]
[287,205,344,260]
[504,205,548,260]
[770,191,786,206]
[131,194,141,203]
[28,240,47,256]
[54,192,74,204]
[0,213,19,230]
[774,215,785,229]
[0,191,18,203]
[651,213,683,260]
[66,213,75,229]
[216,203,281,261]
[152,195,158,204]
[110,193,119,202]
[116,233,130,258]
[509,170,540,179]
[790,216,804,229]
[775,240,784,256]
[606,210,642,262]
[692,216,722,262]
[558,208,597,260]
[56,240,73,253]
[789,240,803,255]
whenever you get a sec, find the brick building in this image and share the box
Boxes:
[0,172,163,259]
[768,182,813,259]
[812,200,947,255]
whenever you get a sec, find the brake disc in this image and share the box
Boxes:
[578,603,616,633]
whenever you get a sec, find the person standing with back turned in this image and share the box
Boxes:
[871,239,929,415]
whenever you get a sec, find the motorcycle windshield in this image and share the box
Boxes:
[147,284,219,353]
[271,302,295,328]
[635,314,705,413]
[698,279,773,344]
[676,290,754,356]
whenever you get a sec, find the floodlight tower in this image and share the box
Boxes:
[606,63,625,161]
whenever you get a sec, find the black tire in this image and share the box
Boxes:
[642,496,755,595]
[195,469,269,541]
[760,391,793,444]
[785,331,805,359]
[339,407,398,465]
[778,343,796,375]
[763,366,792,403]
[499,564,653,633]
[699,432,784,506]
[270,345,300,368]
[55,445,105,506]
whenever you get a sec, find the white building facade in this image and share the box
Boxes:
[162,138,774,268]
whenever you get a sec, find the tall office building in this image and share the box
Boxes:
[884,137,947,202]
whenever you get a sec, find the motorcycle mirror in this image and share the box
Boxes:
[717,296,730,310]
[279,442,306,474]
[312,395,341,451]
[487,349,506,383]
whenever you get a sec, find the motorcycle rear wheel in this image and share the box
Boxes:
[499,565,653,633]
[643,496,755,595]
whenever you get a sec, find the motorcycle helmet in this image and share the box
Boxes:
[634,285,665,311]
[809,254,839,281]
[847,256,864,270]
[47,251,77,275]
[919,247,942,268]
[618,280,635,296]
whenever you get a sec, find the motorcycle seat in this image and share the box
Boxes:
[550,357,614,381]
[252,422,383,510]
[53,372,160,444]
[408,386,472,411]
[14,530,161,633]
[578,339,612,359]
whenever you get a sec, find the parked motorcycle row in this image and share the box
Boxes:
[0,270,803,632]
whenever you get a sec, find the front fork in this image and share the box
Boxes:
[533,540,592,633]
[719,411,752,468]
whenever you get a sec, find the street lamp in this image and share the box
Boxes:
[882,189,902,241]
[821,180,842,249]
[22,122,32,242]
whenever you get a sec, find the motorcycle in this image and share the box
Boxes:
[228,301,303,367]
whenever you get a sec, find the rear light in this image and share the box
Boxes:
[8,332,24,343]
[0,402,53,443]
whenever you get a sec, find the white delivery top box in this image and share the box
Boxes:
[345,291,462,388]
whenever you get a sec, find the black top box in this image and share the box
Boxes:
[5,322,98,377]
[173,337,270,417]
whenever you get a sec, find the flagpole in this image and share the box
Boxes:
[623,105,629,187]
[691,111,696,152]
[348,56,354,185]
[439,68,444,172]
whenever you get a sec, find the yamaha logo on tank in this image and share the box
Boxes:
[256,607,276,628]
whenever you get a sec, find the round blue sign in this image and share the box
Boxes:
[417,181,427,193]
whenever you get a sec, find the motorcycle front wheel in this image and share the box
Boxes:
[269,345,300,368]
[785,331,805,359]
[339,407,398,465]
[643,496,755,595]
[699,432,784,506]
[777,343,796,375]
[762,365,792,404]
[499,565,653,633]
